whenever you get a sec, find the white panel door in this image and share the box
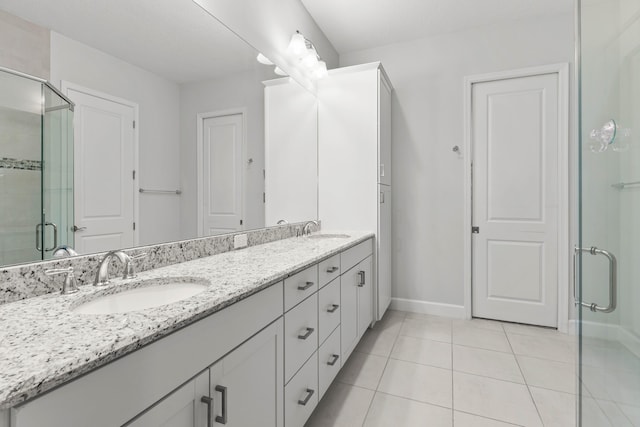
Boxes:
[472,73,559,327]
[201,114,244,236]
[68,88,135,254]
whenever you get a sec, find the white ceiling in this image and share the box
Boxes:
[0,0,261,84]
[301,0,574,54]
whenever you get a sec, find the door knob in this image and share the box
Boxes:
[72,225,87,232]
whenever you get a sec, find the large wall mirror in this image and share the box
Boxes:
[0,0,319,268]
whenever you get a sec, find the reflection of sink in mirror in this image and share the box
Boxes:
[72,278,210,315]
[307,234,351,239]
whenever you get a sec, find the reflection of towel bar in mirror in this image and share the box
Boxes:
[139,188,182,195]
[611,181,640,189]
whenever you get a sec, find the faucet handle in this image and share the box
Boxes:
[123,252,147,279]
[46,267,79,295]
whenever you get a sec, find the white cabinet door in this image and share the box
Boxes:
[357,256,373,339]
[341,255,374,361]
[378,71,392,186]
[126,371,208,427]
[264,80,318,226]
[340,265,359,361]
[209,320,283,427]
[377,186,392,319]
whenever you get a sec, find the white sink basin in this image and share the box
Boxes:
[72,277,210,315]
[307,234,351,239]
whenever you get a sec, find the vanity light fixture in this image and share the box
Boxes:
[285,30,328,80]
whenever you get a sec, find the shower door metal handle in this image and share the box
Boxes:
[574,247,617,313]
[36,223,58,252]
[44,222,58,252]
[36,223,43,251]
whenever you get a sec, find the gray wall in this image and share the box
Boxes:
[340,14,575,309]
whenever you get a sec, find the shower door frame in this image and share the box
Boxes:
[461,63,572,332]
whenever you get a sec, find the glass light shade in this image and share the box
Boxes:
[256,53,273,65]
[288,33,307,56]
[301,51,319,69]
[274,66,287,76]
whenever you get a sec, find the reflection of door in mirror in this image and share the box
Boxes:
[198,111,245,236]
[64,84,136,254]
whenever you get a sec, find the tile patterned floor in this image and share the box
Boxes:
[305,310,636,426]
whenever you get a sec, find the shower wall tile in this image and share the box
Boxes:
[0,107,41,161]
[0,221,319,304]
[0,10,50,80]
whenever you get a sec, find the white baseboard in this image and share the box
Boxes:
[390,297,466,319]
[568,319,640,359]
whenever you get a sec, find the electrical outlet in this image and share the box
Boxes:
[233,233,248,249]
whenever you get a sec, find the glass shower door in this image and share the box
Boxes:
[578,0,640,425]
[42,84,74,260]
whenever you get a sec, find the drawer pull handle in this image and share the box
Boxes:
[215,385,228,424]
[326,266,339,273]
[357,271,366,287]
[201,396,213,427]
[298,388,315,406]
[298,281,314,291]
[298,327,315,340]
[327,354,340,366]
[327,304,339,313]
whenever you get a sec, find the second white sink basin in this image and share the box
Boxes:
[72,277,210,315]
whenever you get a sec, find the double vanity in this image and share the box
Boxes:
[0,230,375,427]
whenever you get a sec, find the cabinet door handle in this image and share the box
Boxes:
[298,327,314,340]
[327,354,340,366]
[201,396,213,427]
[298,388,315,406]
[297,281,314,291]
[327,304,339,313]
[357,271,366,287]
[215,385,227,424]
[326,266,339,273]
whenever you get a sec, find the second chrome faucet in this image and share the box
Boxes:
[94,250,146,286]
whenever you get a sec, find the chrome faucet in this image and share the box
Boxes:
[46,267,79,294]
[94,250,131,286]
[302,220,319,236]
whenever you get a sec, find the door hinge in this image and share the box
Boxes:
[133,120,136,129]
[263,193,266,203]
[132,170,136,180]
[240,219,243,225]
[133,222,136,231]
[472,226,479,234]
[263,169,265,179]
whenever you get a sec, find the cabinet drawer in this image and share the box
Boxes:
[284,294,318,383]
[284,264,318,311]
[285,352,318,427]
[318,277,341,345]
[341,239,373,273]
[318,326,341,400]
[318,254,340,288]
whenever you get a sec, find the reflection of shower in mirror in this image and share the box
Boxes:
[589,119,632,152]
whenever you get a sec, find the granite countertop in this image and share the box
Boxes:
[0,231,373,409]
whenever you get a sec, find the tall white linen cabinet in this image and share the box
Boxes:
[318,62,393,321]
